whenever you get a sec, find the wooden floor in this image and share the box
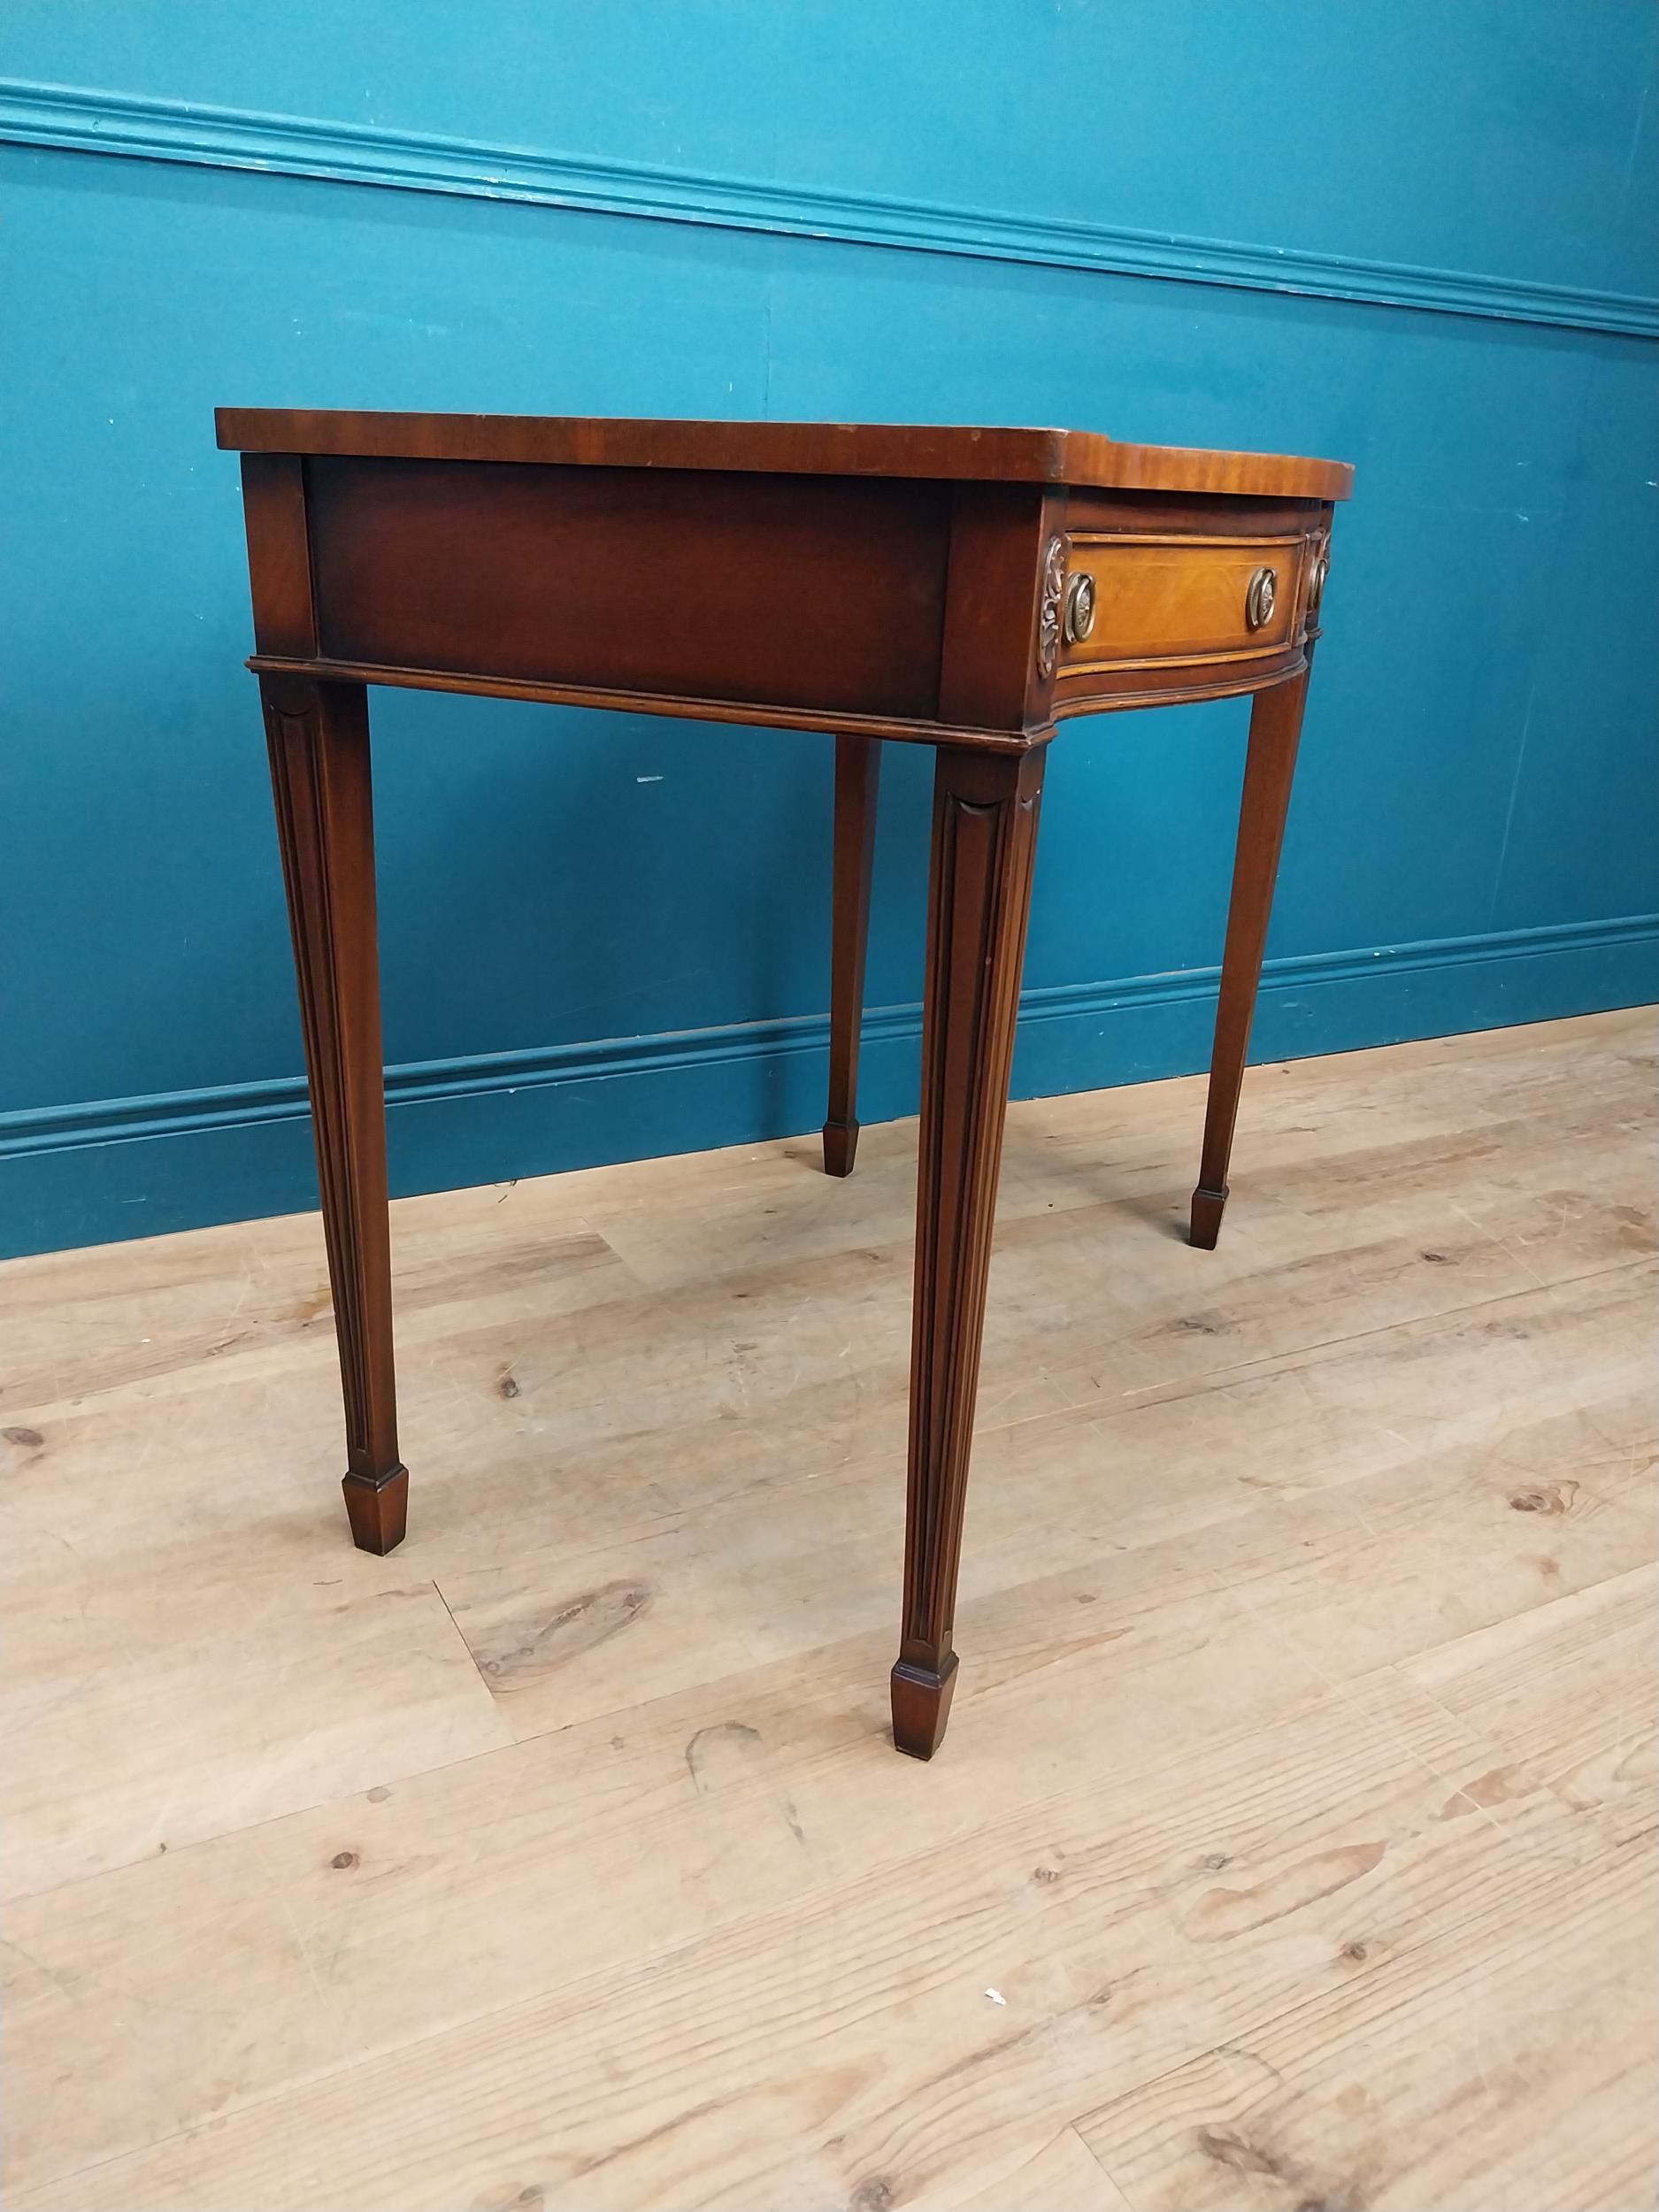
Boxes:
[3,1010,1655,2212]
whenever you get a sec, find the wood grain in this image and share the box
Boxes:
[1077,1842,1655,2212]
[306,457,955,720]
[953,2126,1134,2212]
[215,410,1356,503]
[0,1010,1651,2209]
[1403,1563,1657,1850]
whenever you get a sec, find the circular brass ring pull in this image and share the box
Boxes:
[1245,565,1278,632]
[1063,570,1096,646]
[1307,549,1330,614]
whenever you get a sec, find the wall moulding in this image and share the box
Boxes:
[4,78,1656,340]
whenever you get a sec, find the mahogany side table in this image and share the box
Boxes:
[219,410,1353,1758]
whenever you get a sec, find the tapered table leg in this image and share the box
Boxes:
[262,675,407,1552]
[823,733,882,1177]
[1190,665,1311,1250]
[892,743,1045,1757]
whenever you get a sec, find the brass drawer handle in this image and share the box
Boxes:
[1063,570,1096,645]
[1245,565,1278,632]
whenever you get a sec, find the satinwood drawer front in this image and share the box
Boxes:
[1061,531,1305,673]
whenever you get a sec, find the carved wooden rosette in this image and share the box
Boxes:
[1035,534,1066,678]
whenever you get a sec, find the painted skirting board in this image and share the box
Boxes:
[5,916,1653,1259]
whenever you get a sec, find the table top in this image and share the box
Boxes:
[216,410,1353,503]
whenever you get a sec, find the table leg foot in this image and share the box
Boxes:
[1189,1185,1228,1250]
[822,1118,860,1178]
[342,1466,409,1554]
[891,1653,958,1759]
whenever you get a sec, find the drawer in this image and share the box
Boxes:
[1058,531,1306,674]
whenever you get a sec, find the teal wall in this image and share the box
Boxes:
[3,2,1655,1258]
